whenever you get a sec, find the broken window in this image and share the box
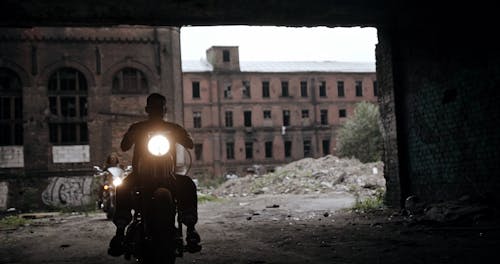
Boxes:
[284,140,292,158]
[303,140,312,157]
[194,143,203,160]
[112,67,148,94]
[339,109,347,118]
[355,80,363,97]
[337,81,345,97]
[242,80,251,98]
[224,83,232,99]
[226,142,234,159]
[265,141,273,158]
[225,111,233,127]
[300,81,308,97]
[193,111,202,128]
[244,111,252,127]
[319,81,327,97]
[48,67,88,145]
[263,110,271,119]
[0,68,23,146]
[262,81,270,98]
[192,81,200,99]
[223,50,230,62]
[322,139,330,155]
[245,142,253,159]
[282,110,290,126]
[281,81,289,97]
[320,109,328,125]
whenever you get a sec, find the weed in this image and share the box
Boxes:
[0,215,30,229]
[351,189,385,212]
[197,194,221,203]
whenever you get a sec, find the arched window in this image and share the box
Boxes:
[0,68,23,145]
[47,68,88,145]
[112,67,148,94]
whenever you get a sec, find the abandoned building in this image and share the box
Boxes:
[0,26,375,209]
[183,46,376,177]
[0,26,184,209]
[0,1,499,211]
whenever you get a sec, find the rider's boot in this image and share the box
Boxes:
[108,227,125,257]
[185,225,202,253]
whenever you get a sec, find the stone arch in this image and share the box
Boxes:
[0,58,33,87]
[38,59,96,87]
[102,58,159,93]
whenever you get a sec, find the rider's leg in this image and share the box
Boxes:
[175,174,201,252]
[108,175,133,257]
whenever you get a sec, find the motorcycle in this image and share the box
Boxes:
[94,165,131,220]
[122,131,193,264]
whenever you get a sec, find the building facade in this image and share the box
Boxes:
[182,46,377,179]
[0,29,375,209]
[0,26,182,209]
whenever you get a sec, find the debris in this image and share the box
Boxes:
[212,155,385,199]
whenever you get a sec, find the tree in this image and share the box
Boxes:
[336,101,382,163]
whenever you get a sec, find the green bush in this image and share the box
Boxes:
[336,101,383,163]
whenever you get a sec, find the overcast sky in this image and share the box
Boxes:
[180,26,378,62]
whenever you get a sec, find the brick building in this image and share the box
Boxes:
[182,46,377,179]
[0,28,375,209]
[0,26,183,209]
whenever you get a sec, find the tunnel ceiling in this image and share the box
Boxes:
[0,0,494,29]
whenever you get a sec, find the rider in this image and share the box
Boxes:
[97,153,122,203]
[108,93,202,256]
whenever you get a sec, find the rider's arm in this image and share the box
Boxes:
[121,124,137,151]
[171,123,194,149]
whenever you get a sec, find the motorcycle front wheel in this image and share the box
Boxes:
[150,187,177,264]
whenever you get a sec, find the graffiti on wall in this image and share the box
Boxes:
[42,176,94,207]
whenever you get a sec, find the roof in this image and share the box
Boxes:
[182,59,375,73]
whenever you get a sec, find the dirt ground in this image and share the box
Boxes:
[1,192,498,264]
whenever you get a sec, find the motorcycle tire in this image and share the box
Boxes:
[106,205,115,220]
[150,187,177,264]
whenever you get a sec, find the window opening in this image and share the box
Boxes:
[193,111,202,128]
[192,81,200,98]
[355,80,363,96]
[337,81,345,97]
[244,111,252,127]
[48,67,88,145]
[112,67,148,94]
[225,111,233,127]
[0,68,23,145]
[320,109,328,125]
[262,81,270,98]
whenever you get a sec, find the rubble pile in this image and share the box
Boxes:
[212,155,385,198]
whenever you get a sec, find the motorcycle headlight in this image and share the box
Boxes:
[103,185,109,190]
[113,178,123,187]
[147,134,170,156]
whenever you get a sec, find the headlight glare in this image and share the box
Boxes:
[113,178,123,187]
[147,134,170,156]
